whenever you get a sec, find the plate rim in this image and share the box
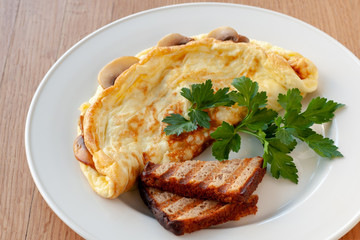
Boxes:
[25,2,360,239]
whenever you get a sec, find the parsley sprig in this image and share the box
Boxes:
[162,77,344,183]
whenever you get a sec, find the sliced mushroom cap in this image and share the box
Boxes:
[98,56,139,89]
[73,135,95,168]
[157,33,193,47]
[207,26,249,43]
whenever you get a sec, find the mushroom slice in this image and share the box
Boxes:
[98,56,139,89]
[73,134,95,168]
[207,26,249,43]
[157,33,193,47]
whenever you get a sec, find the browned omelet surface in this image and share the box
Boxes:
[75,30,318,199]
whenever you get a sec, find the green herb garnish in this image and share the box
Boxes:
[162,77,344,183]
[163,79,233,134]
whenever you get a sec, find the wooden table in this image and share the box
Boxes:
[1,0,359,239]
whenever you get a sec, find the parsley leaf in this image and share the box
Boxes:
[210,122,241,160]
[162,113,197,136]
[241,108,278,131]
[278,88,303,113]
[283,110,312,130]
[304,133,343,158]
[188,109,211,128]
[230,77,267,111]
[278,89,312,129]
[264,141,299,183]
[181,79,233,110]
[180,87,193,102]
[296,128,343,158]
[275,127,297,145]
[211,87,234,108]
[301,97,344,124]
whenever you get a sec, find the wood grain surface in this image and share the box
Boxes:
[1,0,359,239]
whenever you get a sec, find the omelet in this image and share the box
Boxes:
[73,27,318,199]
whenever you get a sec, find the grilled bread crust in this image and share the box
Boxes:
[140,157,266,203]
[139,181,258,235]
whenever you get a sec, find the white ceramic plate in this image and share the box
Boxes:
[25,3,360,240]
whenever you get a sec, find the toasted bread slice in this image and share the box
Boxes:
[139,181,258,235]
[140,157,266,203]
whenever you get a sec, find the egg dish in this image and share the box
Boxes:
[73,27,318,199]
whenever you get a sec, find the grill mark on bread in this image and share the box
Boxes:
[153,162,176,176]
[178,161,206,185]
[197,161,228,189]
[169,161,198,182]
[177,200,221,220]
[174,198,204,218]
[190,161,218,183]
[238,162,267,197]
[217,158,251,193]
[141,157,266,203]
[160,163,180,180]
[226,157,265,202]
[148,187,180,207]
[207,159,241,188]
[228,157,263,192]
[163,197,198,217]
